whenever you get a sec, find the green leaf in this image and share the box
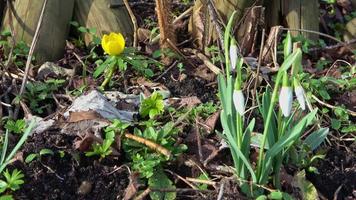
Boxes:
[283,31,292,59]
[25,154,38,163]
[304,128,329,150]
[318,90,330,100]
[78,26,88,33]
[341,124,356,133]
[39,149,54,156]
[268,191,283,199]
[148,168,176,200]
[260,109,317,183]
[279,49,302,72]
[255,195,267,200]
[0,180,7,190]
[94,57,116,78]
[294,170,318,200]
[0,195,14,200]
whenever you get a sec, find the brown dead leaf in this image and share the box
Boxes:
[67,111,102,123]
[124,172,141,200]
[137,28,151,43]
[194,64,215,81]
[74,131,95,152]
[179,96,202,108]
[202,110,220,134]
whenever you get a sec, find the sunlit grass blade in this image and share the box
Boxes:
[0,120,36,173]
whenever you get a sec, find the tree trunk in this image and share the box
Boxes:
[2,0,74,64]
[73,0,133,46]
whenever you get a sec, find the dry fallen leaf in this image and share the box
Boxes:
[179,96,202,108]
[67,110,102,123]
[124,172,141,200]
[202,110,220,134]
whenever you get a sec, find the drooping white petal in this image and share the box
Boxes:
[279,86,293,117]
[229,44,238,71]
[295,86,306,110]
[233,90,245,116]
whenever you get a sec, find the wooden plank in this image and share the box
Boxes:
[301,0,319,40]
[2,0,74,64]
[265,0,281,28]
[282,0,301,37]
[74,0,133,46]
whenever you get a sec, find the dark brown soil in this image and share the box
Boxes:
[307,144,356,200]
[13,129,129,200]
[158,62,218,103]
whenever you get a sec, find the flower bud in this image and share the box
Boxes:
[279,86,293,117]
[229,41,238,71]
[233,89,245,116]
[294,79,306,110]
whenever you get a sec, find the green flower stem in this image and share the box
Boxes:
[256,71,283,182]
[236,113,243,174]
[101,64,116,88]
[274,116,286,189]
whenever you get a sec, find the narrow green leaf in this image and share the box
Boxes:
[25,154,38,163]
[279,49,302,72]
[304,128,329,150]
[39,149,54,156]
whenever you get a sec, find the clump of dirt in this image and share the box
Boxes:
[13,129,129,200]
[307,144,356,199]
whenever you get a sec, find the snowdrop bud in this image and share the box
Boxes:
[294,79,306,110]
[284,31,292,59]
[279,86,293,117]
[229,41,238,71]
[233,90,245,116]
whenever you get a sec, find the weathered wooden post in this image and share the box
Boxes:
[282,0,319,40]
[2,0,74,64]
[73,0,133,46]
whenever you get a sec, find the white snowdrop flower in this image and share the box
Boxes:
[295,85,306,110]
[279,86,293,117]
[229,43,238,71]
[233,90,245,116]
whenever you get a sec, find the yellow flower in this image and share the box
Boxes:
[101,32,125,56]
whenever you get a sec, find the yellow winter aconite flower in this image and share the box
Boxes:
[101,32,125,56]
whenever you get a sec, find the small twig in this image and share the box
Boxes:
[107,164,131,175]
[14,0,48,119]
[308,39,356,52]
[216,180,225,200]
[165,170,200,191]
[279,27,346,46]
[72,52,87,86]
[206,0,224,47]
[312,95,356,116]
[123,0,138,47]
[183,48,221,74]
[253,29,265,105]
[195,119,203,163]
[153,60,178,81]
[124,133,172,158]
[0,101,11,107]
[186,177,216,186]
[333,184,343,200]
[41,162,64,181]
[151,7,193,44]
[134,188,151,200]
